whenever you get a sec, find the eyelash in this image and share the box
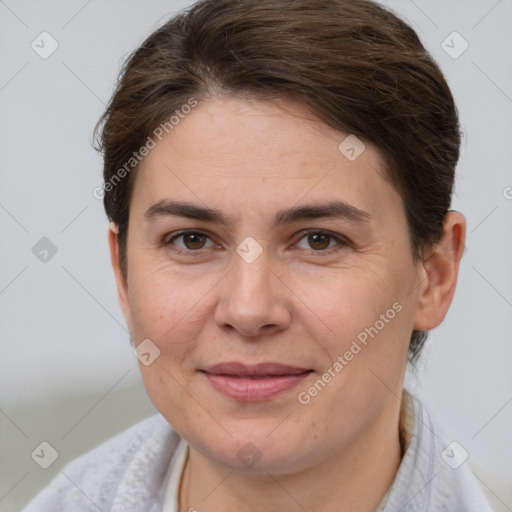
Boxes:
[164,229,351,256]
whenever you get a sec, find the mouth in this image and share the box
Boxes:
[200,362,314,401]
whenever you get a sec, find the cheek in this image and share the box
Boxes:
[291,269,401,344]
[291,268,412,397]
[126,263,218,369]
[293,276,410,438]
[126,269,208,416]
[127,253,192,330]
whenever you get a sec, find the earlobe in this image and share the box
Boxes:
[412,212,466,331]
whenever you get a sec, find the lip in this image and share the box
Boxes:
[204,361,311,377]
[201,362,313,401]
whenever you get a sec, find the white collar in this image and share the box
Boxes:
[162,436,189,511]
[158,390,492,511]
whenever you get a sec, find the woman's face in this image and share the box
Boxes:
[112,97,426,474]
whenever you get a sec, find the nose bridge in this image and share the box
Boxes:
[232,252,271,303]
[214,246,290,337]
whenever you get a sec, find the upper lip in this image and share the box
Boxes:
[202,362,311,377]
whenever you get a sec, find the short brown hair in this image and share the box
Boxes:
[93,0,461,362]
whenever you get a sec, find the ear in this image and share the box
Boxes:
[412,211,466,331]
[108,222,133,334]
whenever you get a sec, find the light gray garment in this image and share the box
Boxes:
[22,393,493,511]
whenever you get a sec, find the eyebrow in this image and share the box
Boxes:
[144,200,371,228]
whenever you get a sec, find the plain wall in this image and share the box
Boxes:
[1,0,511,510]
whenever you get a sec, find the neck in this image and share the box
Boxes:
[179,396,404,512]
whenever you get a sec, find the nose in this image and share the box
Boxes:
[213,251,292,338]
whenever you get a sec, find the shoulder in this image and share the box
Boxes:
[22,413,180,512]
[384,391,494,512]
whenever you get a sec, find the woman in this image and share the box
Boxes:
[23,0,494,510]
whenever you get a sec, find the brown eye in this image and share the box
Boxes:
[166,231,215,252]
[307,232,331,250]
[182,232,207,250]
[295,230,349,253]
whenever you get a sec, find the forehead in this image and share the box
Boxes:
[131,97,401,224]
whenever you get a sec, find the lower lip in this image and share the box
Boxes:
[203,372,312,401]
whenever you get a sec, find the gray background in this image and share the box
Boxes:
[1,0,511,510]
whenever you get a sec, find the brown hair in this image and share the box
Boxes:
[93,0,461,362]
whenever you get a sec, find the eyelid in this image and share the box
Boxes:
[165,229,218,250]
[293,229,352,251]
[164,228,352,254]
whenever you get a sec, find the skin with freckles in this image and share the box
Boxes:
[108,97,466,512]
